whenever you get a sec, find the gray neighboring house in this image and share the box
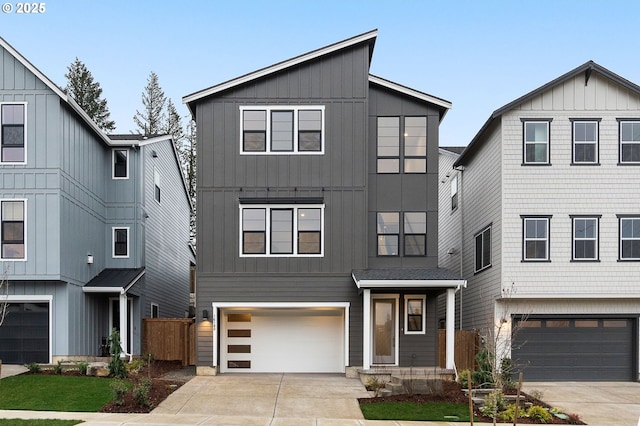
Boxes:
[184,30,465,376]
[439,61,640,381]
[0,37,194,364]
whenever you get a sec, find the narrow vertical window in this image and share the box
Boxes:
[620,217,640,260]
[572,217,598,261]
[151,303,159,318]
[242,208,266,254]
[270,209,293,254]
[298,208,321,254]
[377,117,400,173]
[154,168,161,203]
[243,110,267,152]
[475,225,492,272]
[113,149,128,178]
[404,117,427,173]
[523,121,550,164]
[572,121,598,164]
[619,121,640,164]
[1,104,26,163]
[404,295,426,334]
[523,217,550,261]
[377,212,399,256]
[271,110,293,152]
[1,200,25,260]
[450,175,458,211]
[113,227,129,258]
[404,212,426,256]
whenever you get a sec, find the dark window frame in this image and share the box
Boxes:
[571,215,600,262]
[618,119,640,165]
[1,199,25,260]
[377,212,400,256]
[521,215,552,262]
[570,119,600,165]
[474,225,492,273]
[618,215,640,261]
[113,227,129,258]
[113,148,129,179]
[521,119,552,165]
[1,103,26,164]
[403,212,427,257]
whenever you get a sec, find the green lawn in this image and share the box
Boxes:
[0,420,82,426]
[360,401,475,422]
[0,375,123,412]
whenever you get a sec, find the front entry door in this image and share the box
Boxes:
[372,298,396,364]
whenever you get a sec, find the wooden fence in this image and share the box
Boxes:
[142,318,196,366]
[437,329,479,371]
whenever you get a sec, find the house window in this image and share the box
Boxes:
[1,103,26,163]
[404,295,426,334]
[450,175,458,211]
[522,216,550,261]
[475,225,491,272]
[113,149,128,178]
[572,120,599,164]
[404,212,426,256]
[619,217,640,260]
[572,216,599,261]
[619,121,640,164]
[154,168,161,203]
[377,212,399,256]
[1,200,25,260]
[151,303,159,318]
[404,117,427,173]
[113,227,129,258]
[377,117,400,173]
[523,121,550,164]
[240,106,324,154]
[240,204,324,256]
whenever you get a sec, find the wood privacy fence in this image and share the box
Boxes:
[438,329,480,371]
[142,318,196,366]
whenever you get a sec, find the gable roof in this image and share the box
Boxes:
[369,74,451,121]
[0,37,112,146]
[454,61,640,167]
[182,29,378,112]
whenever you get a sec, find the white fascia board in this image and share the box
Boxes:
[123,270,146,293]
[0,295,53,302]
[212,302,350,309]
[183,30,378,105]
[504,293,640,299]
[352,275,467,290]
[82,287,124,293]
[369,75,452,111]
[136,135,173,146]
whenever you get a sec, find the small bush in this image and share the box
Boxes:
[54,360,63,375]
[568,413,582,423]
[133,379,152,407]
[126,358,147,375]
[108,329,127,378]
[497,404,522,422]
[110,380,128,406]
[527,405,553,423]
[25,362,40,373]
[479,390,508,417]
[76,361,89,375]
[365,375,388,397]
[500,357,515,388]
[457,369,471,389]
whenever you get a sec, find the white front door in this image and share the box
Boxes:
[372,298,396,365]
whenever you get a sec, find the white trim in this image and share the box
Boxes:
[112,148,129,179]
[112,226,130,259]
[0,101,28,165]
[523,217,550,261]
[0,295,53,364]
[183,30,377,105]
[369,75,452,111]
[404,294,426,335]
[83,286,122,293]
[151,302,159,318]
[445,288,455,369]
[362,289,371,370]
[353,277,467,289]
[0,198,27,261]
[153,167,161,204]
[370,294,399,366]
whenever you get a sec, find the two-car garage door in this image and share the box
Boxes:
[512,317,636,381]
[221,308,345,373]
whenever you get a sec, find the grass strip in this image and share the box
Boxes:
[360,401,474,421]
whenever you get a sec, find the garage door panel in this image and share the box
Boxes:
[0,303,49,364]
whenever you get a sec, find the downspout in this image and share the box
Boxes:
[455,166,465,330]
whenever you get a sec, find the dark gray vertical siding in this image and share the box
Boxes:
[396,293,440,366]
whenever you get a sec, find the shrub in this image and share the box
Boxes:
[527,405,553,423]
[133,379,152,407]
[110,379,128,406]
[472,348,493,388]
[479,390,508,418]
[500,357,515,388]
[108,329,127,378]
[54,360,63,375]
[457,369,471,389]
[498,403,523,422]
[25,362,40,373]
[365,375,388,397]
[126,358,147,375]
[76,361,89,375]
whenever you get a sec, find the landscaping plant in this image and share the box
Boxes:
[107,329,127,378]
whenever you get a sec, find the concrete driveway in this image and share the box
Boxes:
[523,382,640,426]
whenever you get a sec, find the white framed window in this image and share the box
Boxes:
[240,106,324,154]
[239,204,324,257]
[377,212,399,256]
[619,121,640,164]
[450,175,458,211]
[1,199,26,260]
[523,120,550,164]
[112,148,129,179]
[151,303,159,318]
[404,295,426,334]
[572,120,599,164]
[1,103,27,164]
[154,168,161,203]
[522,216,550,261]
[572,216,599,261]
[619,216,640,260]
[112,227,130,258]
[474,225,491,272]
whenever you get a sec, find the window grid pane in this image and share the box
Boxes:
[377,117,399,173]
[377,212,399,256]
[524,122,549,164]
[573,218,597,260]
[620,122,640,163]
[271,111,293,152]
[1,200,25,260]
[270,209,293,254]
[573,121,598,164]
[114,150,127,178]
[114,229,128,257]
[475,227,492,272]
[1,104,25,163]
[242,108,323,153]
[524,218,548,260]
[298,110,322,152]
[406,299,423,332]
[621,218,640,259]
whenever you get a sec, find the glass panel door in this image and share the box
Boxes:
[372,299,395,364]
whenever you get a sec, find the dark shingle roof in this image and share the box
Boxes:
[440,146,466,155]
[352,268,462,281]
[85,268,145,290]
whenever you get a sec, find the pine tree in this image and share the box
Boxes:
[133,71,166,135]
[183,119,197,243]
[64,58,116,132]
[164,99,185,144]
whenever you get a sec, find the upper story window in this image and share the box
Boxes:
[1,200,25,260]
[113,227,129,258]
[572,120,599,164]
[151,303,159,318]
[450,175,458,211]
[154,168,161,203]
[377,116,427,173]
[522,216,550,261]
[404,295,426,334]
[377,212,399,255]
[572,216,599,261]
[240,204,324,257]
[1,103,26,164]
[523,120,550,165]
[377,211,427,257]
[240,106,324,154]
[475,225,491,273]
[404,212,427,256]
[619,121,640,164]
[112,149,129,179]
[619,216,640,260]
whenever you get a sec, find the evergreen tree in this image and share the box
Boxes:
[183,119,197,243]
[133,71,166,134]
[64,58,116,132]
[164,99,185,144]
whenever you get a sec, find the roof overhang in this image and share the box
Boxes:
[352,269,466,290]
[82,268,145,294]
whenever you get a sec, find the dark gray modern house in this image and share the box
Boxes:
[184,30,465,375]
[0,37,194,364]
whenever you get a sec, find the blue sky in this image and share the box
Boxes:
[1,0,639,146]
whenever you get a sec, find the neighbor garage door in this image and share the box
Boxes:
[221,308,345,373]
[512,317,636,381]
[0,302,50,364]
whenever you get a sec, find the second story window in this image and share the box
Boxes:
[377,116,427,173]
[572,216,599,261]
[377,212,399,256]
[240,106,324,154]
[475,225,492,272]
[523,120,550,165]
[404,117,427,173]
[619,121,640,164]
[572,120,599,164]
[522,216,550,261]
[154,168,161,203]
[450,175,458,211]
[1,200,25,260]
[377,117,400,173]
[619,216,640,260]
[113,227,129,258]
[404,212,426,256]
[1,103,26,164]
[113,149,128,178]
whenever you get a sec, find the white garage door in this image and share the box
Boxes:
[221,308,345,373]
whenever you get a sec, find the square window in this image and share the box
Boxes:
[572,121,598,164]
[523,121,549,164]
[523,217,549,261]
[405,295,426,334]
[1,104,26,163]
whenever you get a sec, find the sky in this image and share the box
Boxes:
[1,0,639,147]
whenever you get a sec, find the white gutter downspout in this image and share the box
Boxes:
[119,290,132,361]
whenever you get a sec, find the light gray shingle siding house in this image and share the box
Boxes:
[185,30,464,375]
[0,38,194,364]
